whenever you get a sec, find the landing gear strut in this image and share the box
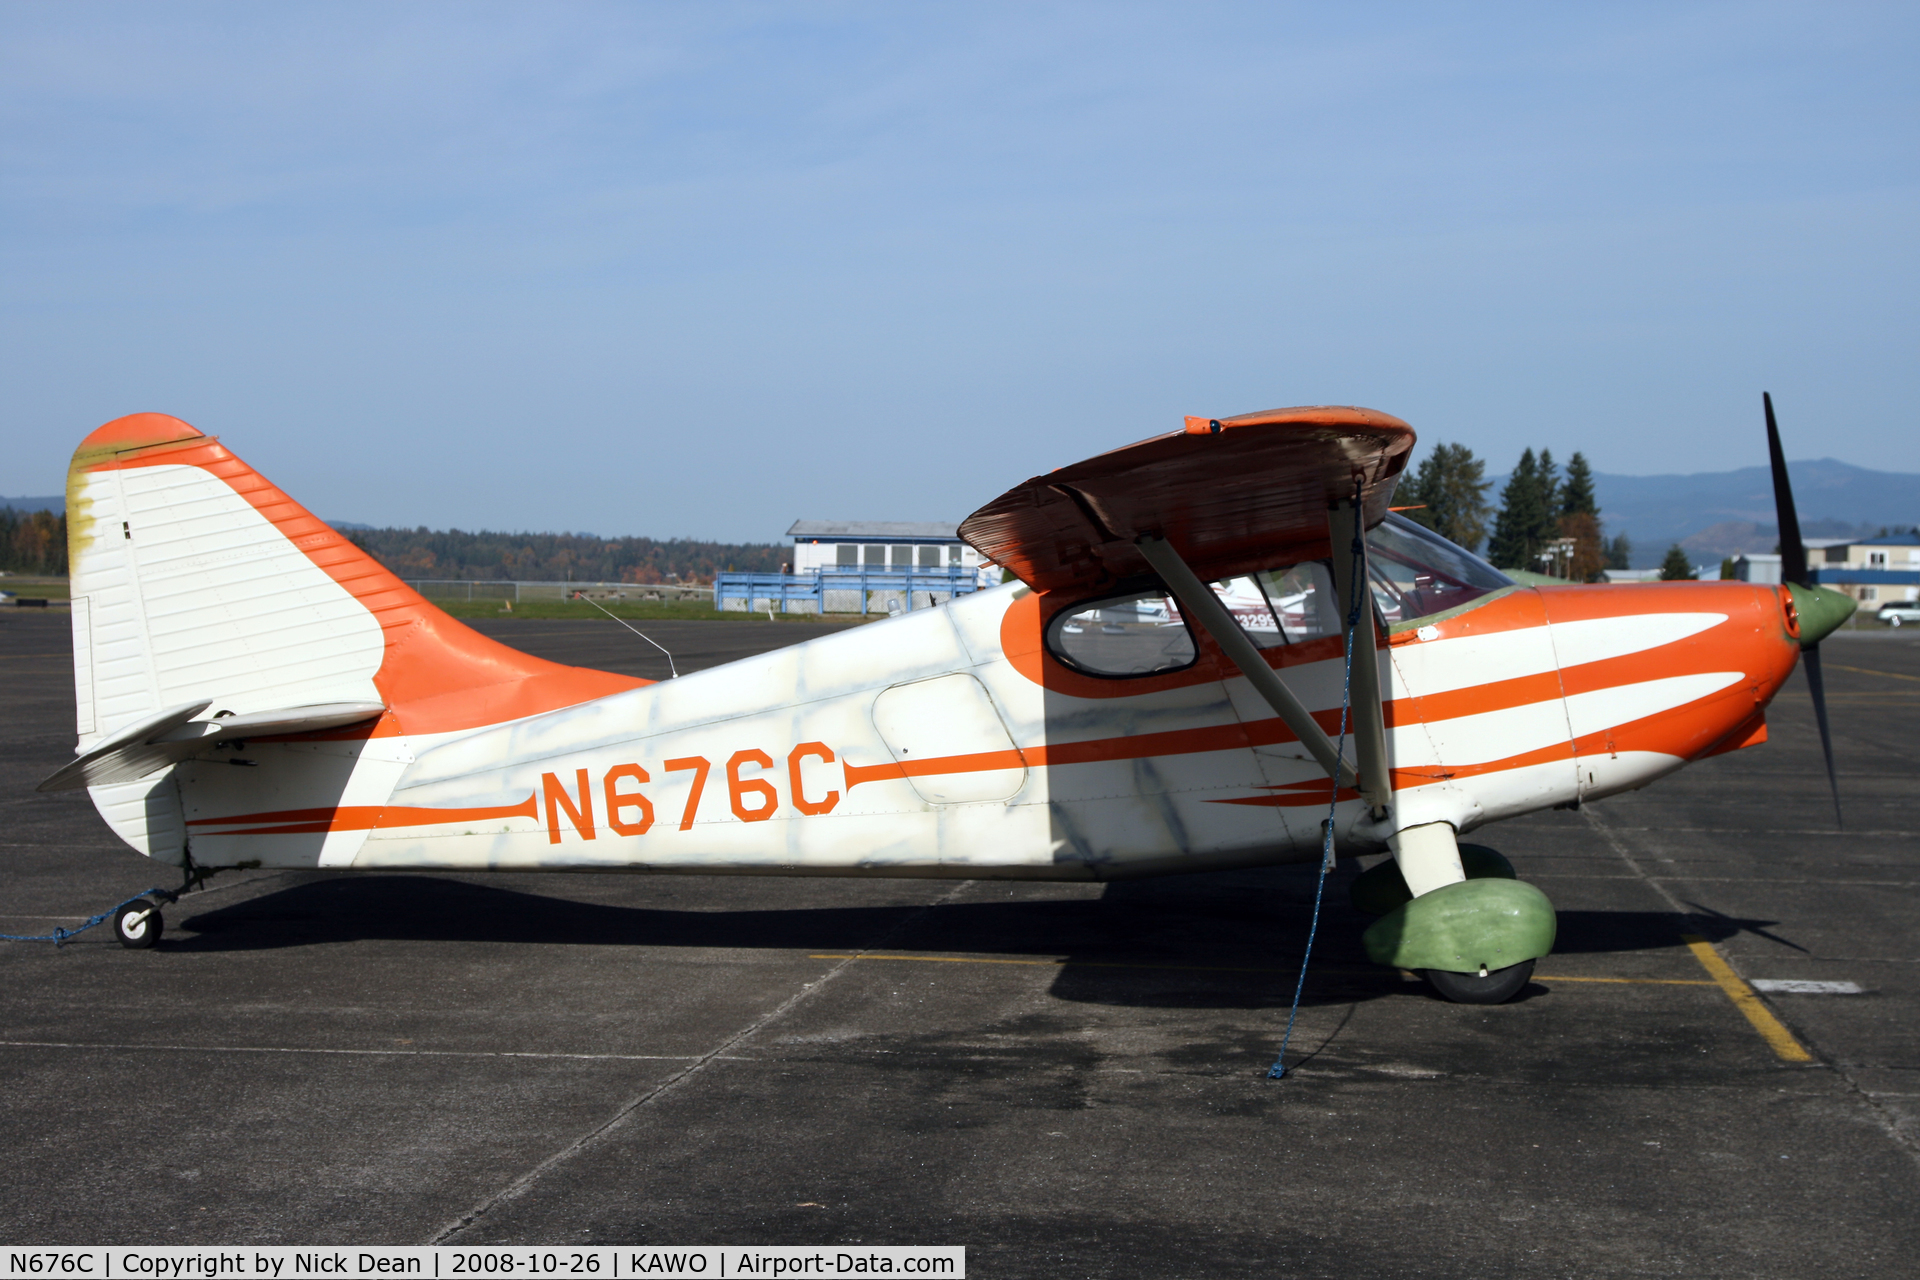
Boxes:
[1355,831,1557,1005]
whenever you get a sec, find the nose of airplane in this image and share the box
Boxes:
[1537,580,1806,765]
[1785,583,1857,646]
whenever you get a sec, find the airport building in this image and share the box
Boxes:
[1734,532,1920,603]
[786,521,995,581]
[1808,530,1920,604]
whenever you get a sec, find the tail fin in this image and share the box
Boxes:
[65,413,647,862]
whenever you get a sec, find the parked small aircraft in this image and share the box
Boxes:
[44,401,1853,1002]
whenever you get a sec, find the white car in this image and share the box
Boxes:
[1877,599,1920,627]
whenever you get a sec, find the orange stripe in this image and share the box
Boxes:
[189,795,539,837]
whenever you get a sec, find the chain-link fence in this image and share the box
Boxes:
[401,579,712,603]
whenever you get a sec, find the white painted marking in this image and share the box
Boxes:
[1564,672,1746,738]
[0,1039,718,1061]
[1391,613,1726,700]
[1749,979,1863,995]
[1546,613,1727,669]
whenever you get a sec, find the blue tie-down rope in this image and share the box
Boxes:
[1,889,171,946]
[1268,508,1368,1081]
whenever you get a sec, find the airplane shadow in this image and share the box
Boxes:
[167,865,1786,1012]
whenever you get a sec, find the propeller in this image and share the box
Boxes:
[1764,392,1846,828]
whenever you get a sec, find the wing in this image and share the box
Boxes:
[958,405,1414,592]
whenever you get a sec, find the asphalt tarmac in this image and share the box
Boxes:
[2,608,1916,1276]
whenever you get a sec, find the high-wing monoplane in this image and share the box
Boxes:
[42,403,1853,1002]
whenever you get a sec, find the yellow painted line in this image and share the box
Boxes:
[811,953,1345,976]
[1531,975,1714,986]
[810,954,1713,985]
[1825,662,1920,684]
[1680,934,1814,1062]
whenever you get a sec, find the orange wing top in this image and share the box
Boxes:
[959,405,1414,592]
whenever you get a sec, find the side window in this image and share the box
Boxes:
[1256,562,1343,641]
[1210,576,1285,649]
[1046,590,1197,677]
[1364,512,1513,626]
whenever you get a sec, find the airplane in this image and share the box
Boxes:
[40,400,1854,1005]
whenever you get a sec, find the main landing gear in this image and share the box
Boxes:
[1349,830,1558,1005]
[1420,959,1536,1005]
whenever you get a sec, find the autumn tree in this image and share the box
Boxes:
[1,509,67,575]
[1559,511,1606,582]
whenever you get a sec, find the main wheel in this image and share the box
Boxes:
[1421,958,1533,1004]
[113,901,163,949]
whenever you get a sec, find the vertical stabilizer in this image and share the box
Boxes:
[64,413,648,865]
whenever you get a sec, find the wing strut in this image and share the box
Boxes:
[1134,534,1358,791]
[1326,499,1394,818]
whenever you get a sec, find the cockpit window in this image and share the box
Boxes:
[1365,512,1513,626]
[1046,589,1197,677]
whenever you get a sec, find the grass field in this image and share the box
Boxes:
[430,597,874,623]
[0,576,70,601]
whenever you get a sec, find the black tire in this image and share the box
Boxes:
[113,901,163,949]
[1421,958,1533,1004]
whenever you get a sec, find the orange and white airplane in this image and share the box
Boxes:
[42,402,1853,1003]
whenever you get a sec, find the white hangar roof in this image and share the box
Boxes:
[787,520,960,542]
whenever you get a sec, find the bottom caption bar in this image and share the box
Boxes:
[3,1250,963,1280]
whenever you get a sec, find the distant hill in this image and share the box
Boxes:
[1478,460,1919,568]
[1593,459,1917,567]
[1,495,63,515]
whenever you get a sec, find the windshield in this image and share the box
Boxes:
[1365,512,1513,626]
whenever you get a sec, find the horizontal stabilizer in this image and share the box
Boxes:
[38,701,385,792]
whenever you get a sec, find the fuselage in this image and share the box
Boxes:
[171,573,1801,879]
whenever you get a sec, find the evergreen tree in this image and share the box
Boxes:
[1605,533,1632,571]
[1531,449,1562,551]
[1560,452,1598,518]
[1658,544,1697,581]
[1397,442,1492,552]
[1486,449,1544,570]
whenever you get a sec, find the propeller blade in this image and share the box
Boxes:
[1764,392,1808,587]
[1765,393,1843,828]
[1800,644,1843,829]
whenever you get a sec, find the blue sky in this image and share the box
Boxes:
[4,3,1916,540]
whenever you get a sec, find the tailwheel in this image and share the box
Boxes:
[1421,958,1533,1005]
[113,900,163,949]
